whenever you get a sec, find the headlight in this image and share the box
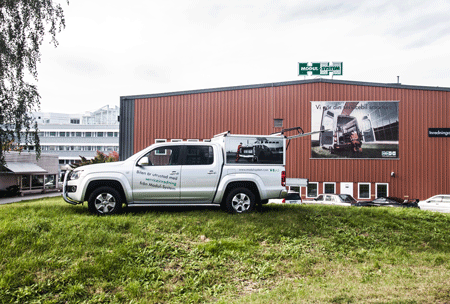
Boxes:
[70,170,83,180]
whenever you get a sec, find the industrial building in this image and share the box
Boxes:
[32,105,120,168]
[119,79,450,201]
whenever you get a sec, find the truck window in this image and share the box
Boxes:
[185,146,213,165]
[138,146,181,166]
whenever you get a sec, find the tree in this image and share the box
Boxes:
[0,0,68,166]
[70,151,120,169]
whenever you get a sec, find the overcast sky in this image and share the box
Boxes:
[37,0,450,114]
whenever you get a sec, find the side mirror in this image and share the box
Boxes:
[137,156,152,166]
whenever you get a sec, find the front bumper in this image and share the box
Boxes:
[62,170,83,205]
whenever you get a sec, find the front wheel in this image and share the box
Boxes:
[225,188,256,213]
[88,186,122,215]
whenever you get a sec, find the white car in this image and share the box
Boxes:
[313,194,356,206]
[418,195,450,213]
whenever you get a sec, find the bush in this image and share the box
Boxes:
[0,185,21,198]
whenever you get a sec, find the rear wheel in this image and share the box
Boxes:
[88,186,122,215]
[225,188,256,213]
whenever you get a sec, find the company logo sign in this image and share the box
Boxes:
[429,128,450,137]
[382,151,397,158]
[299,62,343,76]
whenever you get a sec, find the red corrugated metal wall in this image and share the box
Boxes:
[132,82,450,200]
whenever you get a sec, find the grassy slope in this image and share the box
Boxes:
[0,197,449,303]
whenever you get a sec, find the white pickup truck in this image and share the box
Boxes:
[63,131,288,214]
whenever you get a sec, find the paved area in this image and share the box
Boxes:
[0,191,62,205]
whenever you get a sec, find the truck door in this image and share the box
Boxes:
[179,145,220,202]
[361,116,375,142]
[319,110,334,148]
[132,145,181,202]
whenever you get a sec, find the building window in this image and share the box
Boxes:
[274,119,283,128]
[323,182,336,194]
[307,182,318,198]
[97,132,104,137]
[59,132,66,137]
[32,175,44,189]
[49,132,56,137]
[171,139,182,142]
[107,132,114,137]
[358,183,371,199]
[44,175,57,189]
[376,183,388,198]
[85,132,92,137]
[187,139,199,142]
[70,119,80,124]
[155,139,167,155]
[76,132,82,137]
[289,186,300,193]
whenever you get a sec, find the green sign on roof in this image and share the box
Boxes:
[298,62,343,76]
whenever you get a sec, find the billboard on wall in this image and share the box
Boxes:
[311,101,399,159]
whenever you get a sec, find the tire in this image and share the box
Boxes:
[225,188,256,214]
[88,186,122,215]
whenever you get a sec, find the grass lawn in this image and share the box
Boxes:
[1,197,449,303]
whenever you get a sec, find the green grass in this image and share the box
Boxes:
[1,198,450,303]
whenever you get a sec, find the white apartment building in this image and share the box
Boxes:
[32,105,120,168]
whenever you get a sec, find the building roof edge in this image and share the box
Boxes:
[120,78,450,100]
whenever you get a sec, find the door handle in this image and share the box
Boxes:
[170,171,179,175]
[207,170,216,174]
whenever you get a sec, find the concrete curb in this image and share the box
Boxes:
[0,192,62,205]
